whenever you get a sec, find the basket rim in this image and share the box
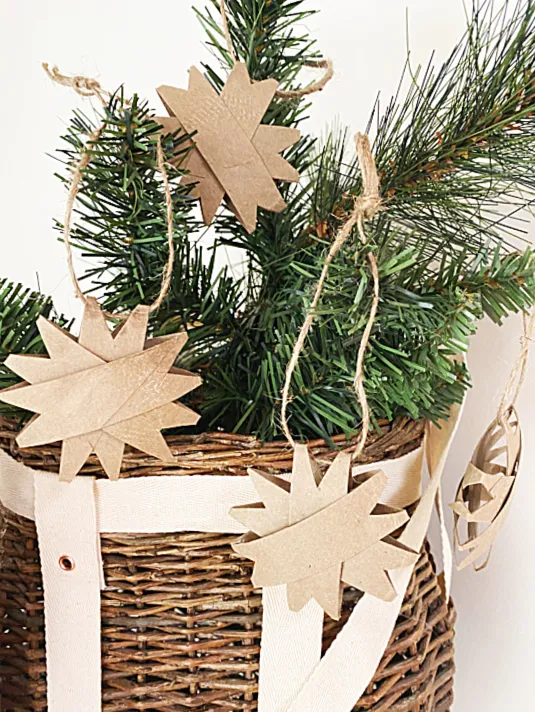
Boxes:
[0,415,425,479]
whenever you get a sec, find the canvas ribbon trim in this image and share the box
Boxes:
[0,427,456,712]
[258,588,325,712]
[286,402,463,712]
[34,475,102,711]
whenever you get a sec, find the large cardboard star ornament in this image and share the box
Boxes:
[0,298,201,481]
[230,445,417,620]
[156,62,301,234]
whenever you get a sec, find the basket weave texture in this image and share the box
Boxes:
[0,417,455,712]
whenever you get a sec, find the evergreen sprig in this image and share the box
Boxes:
[375,0,535,265]
[55,90,196,316]
[4,0,535,444]
[0,280,66,418]
[313,0,535,270]
[194,0,535,439]
[197,0,321,88]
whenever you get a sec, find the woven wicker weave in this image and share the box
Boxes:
[0,417,455,712]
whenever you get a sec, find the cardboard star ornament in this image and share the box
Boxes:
[0,298,202,482]
[156,62,301,234]
[451,408,521,571]
[230,445,417,620]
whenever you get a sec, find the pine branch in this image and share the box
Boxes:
[55,90,196,315]
[0,280,67,418]
[375,0,535,263]
[44,0,535,443]
[313,1,535,269]
[192,0,535,440]
[197,1,321,87]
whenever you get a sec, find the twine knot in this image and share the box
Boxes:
[355,195,383,222]
[42,63,109,105]
[353,133,383,244]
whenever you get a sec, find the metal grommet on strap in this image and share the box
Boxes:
[59,555,75,572]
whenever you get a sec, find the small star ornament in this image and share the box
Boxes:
[0,298,201,481]
[230,445,417,620]
[156,62,301,234]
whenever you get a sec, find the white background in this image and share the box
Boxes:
[1,1,534,709]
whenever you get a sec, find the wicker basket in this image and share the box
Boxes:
[0,417,455,712]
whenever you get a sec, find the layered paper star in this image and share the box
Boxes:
[231,445,417,620]
[156,62,301,233]
[0,298,201,481]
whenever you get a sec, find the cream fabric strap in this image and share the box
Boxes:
[0,430,454,712]
[352,445,423,509]
[258,589,324,711]
[287,403,463,712]
[0,457,257,534]
[34,475,102,710]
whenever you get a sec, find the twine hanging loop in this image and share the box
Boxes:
[43,64,175,321]
[275,59,334,100]
[496,307,535,424]
[281,133,383,457]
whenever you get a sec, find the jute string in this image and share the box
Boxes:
[42,63,111,105]
[219,0,334,99]
[497,304,535,423]
[281,134,383,458]
[43,65,175,321]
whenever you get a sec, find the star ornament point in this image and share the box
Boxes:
[231,444,418,620]
[156,62,301,234]
[0,299,202,482]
